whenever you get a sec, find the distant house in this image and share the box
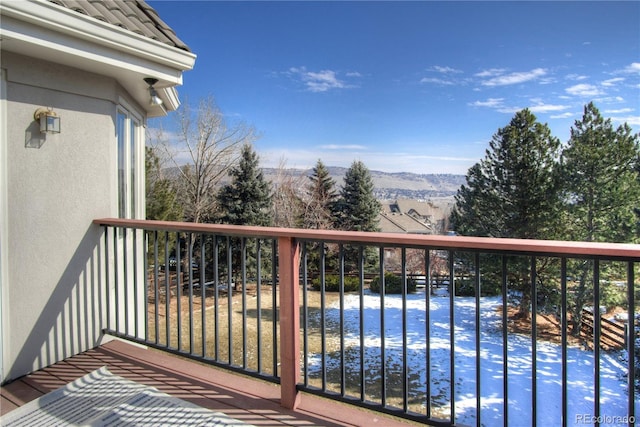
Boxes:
[379,199,452,234]
[0,0,195,382]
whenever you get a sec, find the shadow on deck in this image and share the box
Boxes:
[1,339,416,427]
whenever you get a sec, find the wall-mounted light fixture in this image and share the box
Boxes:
[34,107,61,134]
[143,77,163,106]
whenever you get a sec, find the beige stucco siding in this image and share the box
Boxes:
[2,53,137,381]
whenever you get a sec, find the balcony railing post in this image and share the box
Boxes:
[93,218,640,426]
[278,236,301,410]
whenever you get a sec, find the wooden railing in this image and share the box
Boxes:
[94,218,640,427]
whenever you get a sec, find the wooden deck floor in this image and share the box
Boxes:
[1,339,416,426]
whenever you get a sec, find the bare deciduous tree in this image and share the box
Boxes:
[150,96,257,224]
[270,158,305,228]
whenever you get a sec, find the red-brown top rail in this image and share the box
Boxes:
[94,218,640,260]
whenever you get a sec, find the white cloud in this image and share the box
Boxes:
[420,77,455,85]
[420,65,464,85]
[469,98,504,108]
[611,115,640,126]
[470,98,568,115]
[602,77,625,87]
[566,74,589,81]
[565,83,603,97]
[496,106,521,114]
[550,112,575,119]
[428,65,463,74]
[475,68,506,78]
[319,144,367,150]
[604,108,633,114]
[622,62,640,74]
[287,66,357,92]
[528,103,570,114]
[480,68,547,86]
[539,77,556,85]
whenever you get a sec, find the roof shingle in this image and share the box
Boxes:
[48,0,191,51]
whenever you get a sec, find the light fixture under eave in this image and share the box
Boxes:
[144,77,164,106]
[34,107,61,134]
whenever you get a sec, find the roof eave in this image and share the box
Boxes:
[0,0,196,115]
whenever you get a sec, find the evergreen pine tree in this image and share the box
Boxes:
[303,159,338,229]
[560,102,640,335]
[215,144,272,289]
[216,144,273,226]
[450,109,562,318]
[335,160,381,232]
[145,147,182,222]
[145,147,182,264]
[561,102,640,243]
[451,108,562,239]
[331,161,381,274]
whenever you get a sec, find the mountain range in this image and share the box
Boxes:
[262,166,466,200]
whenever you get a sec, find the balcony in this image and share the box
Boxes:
[2,218,639,426]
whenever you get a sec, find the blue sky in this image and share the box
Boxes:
[148,1,640,175]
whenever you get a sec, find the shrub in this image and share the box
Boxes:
[370,272,417,294]
[310,275,361,292]
[455,277,475,297]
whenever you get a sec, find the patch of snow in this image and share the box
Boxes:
[306,290,639,426]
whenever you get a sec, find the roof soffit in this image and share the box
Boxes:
[0,0,196,114]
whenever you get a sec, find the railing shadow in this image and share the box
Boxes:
[6,224,104,381]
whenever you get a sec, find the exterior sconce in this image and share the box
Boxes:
[34,107,61,134]
[144,77,163,106]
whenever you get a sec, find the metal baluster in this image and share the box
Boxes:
[257,239,263,373]
[176,233,182,351]
[320,242,326,391]
[188,233,194,354]
[133,227,139,338]
[339,244,346,397]
[227,236,233,364]
[531,257,537,427]
[302,242,308,386]
[214,235,220,361]
[123,227,129,336]
[153,230,159,344]
[200,234,206,358]
[144,230,159,344]
[448,250,455,422]
[105,226,111,332]
[475,252,481,427]
[401,248,408,414]
[114,226,119,334]
[561,257,568,427]
[241,237,247,369]
[271,239,278,377]
[502,255,509,427]
[164,231,170,348]
[593,259,601,425]
[627,261,635,424]
[359,245,366,402]
[380,246,386,407]
[425,249,431,418]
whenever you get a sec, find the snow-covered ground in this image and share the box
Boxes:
[307,289,638,426]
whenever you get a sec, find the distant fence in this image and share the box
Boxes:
[580,309,629,350]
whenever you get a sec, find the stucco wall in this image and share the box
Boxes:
[2,52,139,381]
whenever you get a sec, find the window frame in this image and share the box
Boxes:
[116,101,144,220]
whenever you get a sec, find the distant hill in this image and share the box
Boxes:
[262,166,465,200]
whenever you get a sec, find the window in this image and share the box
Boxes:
[116,106,143,219]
